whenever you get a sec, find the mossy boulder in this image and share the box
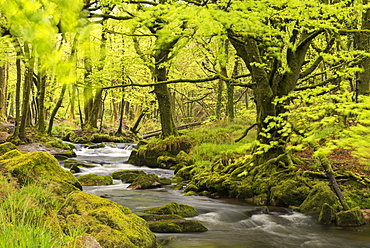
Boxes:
[269,179,310,207]
[139,214,184,222]
[112,170,146,182]
[59,191,157,248]
[128,174,162,189]
[0,142,17,155]
[143,202,198,217]
[318,203,336,225]
[2,151,82,190]
[77,174,113,186]
[300,182,339,216]
[159,177,172,185]
[128,136,193,168]
[148,220,207,233]
[335,207,367,227]
[64,158,96,169]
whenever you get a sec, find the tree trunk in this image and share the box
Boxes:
[37,67,46,134]
[47,83,67,135]
[116,89,125,136]
[216,79,223,120]
[0,64,7,121]
[354,0,370,97]
[19,42,34,141]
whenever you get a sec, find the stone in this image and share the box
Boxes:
[77,174,113,186]
[64,158,95,168]
[2,151,82,190]
[148,220,207,233]
[299,182,339,216]
[128,173,162,189]
[75,233,102,248]
[0,142,17,156]
[335,207,367,227]
[0,132,9,143]
[112,170,145,182]
[143,202,198,217]
[318,203,335,225]
[17,143,76,158]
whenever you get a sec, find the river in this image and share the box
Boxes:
[61,144,370,248]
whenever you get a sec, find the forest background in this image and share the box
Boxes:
[2,0,370,206]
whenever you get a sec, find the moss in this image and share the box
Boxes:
[129,173,162,189]
[0,142,17,156]
[46,139,75,150]
[60,191,157,248]
[159,177,172,185]
[139,214,184,221]
[77,174,113,186]
[111,170,145,182]
[269,179,310,207]
[300,182,339,216]
[157,155,176,169]
[143,202,198,217]
[184,191,197,196]
[64,159,95,168]
[2,151,82,190]
[148,220,207,233]
[335,207,367,227]
[0,149,25,160]
[69,133,90,144]
[318,203,335,225]
[184,184,199,193]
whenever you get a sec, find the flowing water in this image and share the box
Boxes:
[61,144,370,248]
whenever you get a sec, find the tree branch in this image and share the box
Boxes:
[235,123,257,143]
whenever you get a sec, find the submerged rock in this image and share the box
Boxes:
[148,219,207,233]
[64,158,96,168]
[77,174,113,186]
[143,202,198,217]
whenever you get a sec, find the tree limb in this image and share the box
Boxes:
[235,123,257,143]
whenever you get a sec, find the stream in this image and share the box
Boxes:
[61,144,370,248]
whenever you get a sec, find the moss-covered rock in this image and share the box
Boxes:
[318,203,335,225]
[0,142,17,155]
[148,220,207,233]
[59,191,157,248]
[128,174,162,189]
[128,136,193,168]
[184,184,199,193]
[64,158,96,168]
[335,207,367,227]
[112,170,146,182]
[0,149,25,160]
[139,214,184,222]
[47,139,75,150]
[159,177,172,185]
[300,182,339,216]
[143,202,198,217]
[2,151,82,190]
[269,179,310,207]
[77,174,113,186]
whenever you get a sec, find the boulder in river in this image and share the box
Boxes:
[148,219,207,233]
[143,202,198,217]
[335,207,367,226]
[128,173,162,189]
[112,170,146,182]
[77,174,113,186]
[299,182,339,216]
[64,158,96,169]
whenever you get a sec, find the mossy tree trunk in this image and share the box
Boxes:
[37,66,46,134]
[47,83,67,135]
[228,30,319,166]
[0,64,7,121]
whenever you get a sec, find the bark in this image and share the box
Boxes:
[37,67,46,133]
[0,64,7,121]
[19,42,34,141]
[12,48,22,139]
[216,78,223,120]
[116,89,125,136]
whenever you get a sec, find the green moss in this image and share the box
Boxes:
[269,179,310,207]
[0,142,17,156]
[60,191,157,247]
[46,139,75,150]
[335,207,367,227]
[184,191,197,196]
[77,174,113,186]
[184,184,199,193]
[69,133,90,144]
[143,202,198,217]
[0,149,25,160]
[318,203,335,225]
[159,177,172,185]
[148,220,207,233]
[112,170,145,182]
[129,173,162,189]
[2,151,82,190]
[300,182,339,216]
[64,159,95,168]
[139,214,184,221]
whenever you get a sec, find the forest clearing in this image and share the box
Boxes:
[1,0,370,247]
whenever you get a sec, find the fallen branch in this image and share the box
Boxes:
[235,123,257,143]
[143,121,203,139]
